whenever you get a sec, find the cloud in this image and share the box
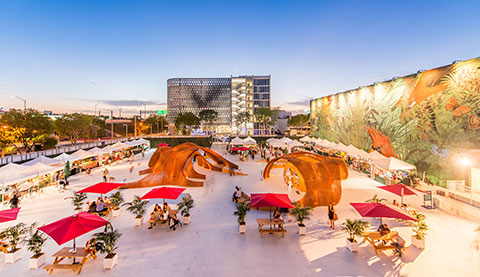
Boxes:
[97,99,165,107]
[285,99,312,106]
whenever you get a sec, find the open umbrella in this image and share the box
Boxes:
[251,193,294,220]
[378,184,417,205]
[0,208,20,223]
[158,143,169,147]
[140,187,185,203]
[350,202,417,224]
[38,212,108,262]
[76,182,123,197]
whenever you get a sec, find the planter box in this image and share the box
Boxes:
[346,239,359,252]
[183,215,191,225]
[298,225,306,236]
[239,223,246,234]
[134,216,143,226]
[29,253,46,269]
[103,253,118,270]
[112,209,121,218]
[411,236,425,249]
[5,249,22,264]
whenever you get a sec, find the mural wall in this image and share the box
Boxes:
[310,57,480,185]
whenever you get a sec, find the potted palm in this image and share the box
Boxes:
[94,223,122,269]
[233,201,250,234]
[365,194,387,203]
[290,202,312,236]
[1,223,27,264]
[122,195,148,226]
[177,194,195,224]
[110,191,124,218]
[411,213,428,249]
[66,193,87,211]
[26,229,48,269]
[343,219,370,252]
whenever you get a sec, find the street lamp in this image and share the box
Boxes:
[123,124,128,138]
[11,96,26,111]
[94,103,100,117]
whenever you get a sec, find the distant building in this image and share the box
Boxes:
[167,75,271,134]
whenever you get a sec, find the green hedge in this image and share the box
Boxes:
[146,136,212,147]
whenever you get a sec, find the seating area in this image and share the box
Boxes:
[361,231,406,256]
[257,219,287,238]
[44,247,97,275]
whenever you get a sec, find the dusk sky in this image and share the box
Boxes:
[1,0,479,115]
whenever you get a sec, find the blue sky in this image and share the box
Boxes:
[0,0,479,115]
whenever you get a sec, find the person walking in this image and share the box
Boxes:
[327,202,337,230]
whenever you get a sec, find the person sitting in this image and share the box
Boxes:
[393,199,399,207]
[390,233,406,257]
[147,212,156,229]
[273,207,284,229]
[88,201,97,213]
[85,237,102,253]
[153,204,164,221]
[96,199,108,214]
[163,202,170,215]
[168,214,182,231]
[377,223,391,236]
[232,186,241,202]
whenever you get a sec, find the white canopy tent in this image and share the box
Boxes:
[243,136,257,145]
[372,157,416,171]
[333,142,349,152]
[0,163,29,186]
[53,153,79,163]
[111,142,130,151]
[230,137,245,145]
[87,147,109,156]
[269,140,287,148]
[71,149,94,159]
[266,138,278,143]
[125,140,142,147]
[279,137,292,144]
[288,140,304,148]
[136,138,150,148]
[299,136,313,143]
[367,151,386,160]
[23,156,60,166]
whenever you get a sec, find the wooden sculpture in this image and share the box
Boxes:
[121,143,241,189]
[263,152,348,207]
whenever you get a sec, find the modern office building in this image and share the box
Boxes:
[167,75,271,134]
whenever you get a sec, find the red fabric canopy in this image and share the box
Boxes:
[140,187,186,200]
[379,184,417,197]
[38,212,108,245]
[158,143,169,147]
[0,208,20,223]
[76,182,123,194]
[350,202,417,221]
[250,193,294,208]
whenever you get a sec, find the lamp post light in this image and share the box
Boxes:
[94,103,100,117]
[123,124,128,138]
[11,96,26,111]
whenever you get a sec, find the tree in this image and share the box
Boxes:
[144,115,168,134]
[235,112,251,135]
[174,112,200,135]
[365,194,387,203]
[0,109,52,153]
[198,109,218,133]
[254,107,279,135]
[54,113,93,145]
[288,114,310,127]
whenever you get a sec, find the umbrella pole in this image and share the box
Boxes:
[270,207,272,230]
[73,238,77,264]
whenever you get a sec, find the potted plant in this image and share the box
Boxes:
[25,228,48,269]
[110,191,125,218]
[343,219,370,252]
[233,201,250,234]
[0,223,27,264]
[411,213,428,249]
[290,202,313,236]
[65,193,87,211]
[365,194,387,203]
[177,194,195,224]
[122,195,148,226]
[94,223,122,269]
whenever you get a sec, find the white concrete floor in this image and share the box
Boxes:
[0,144,479,277]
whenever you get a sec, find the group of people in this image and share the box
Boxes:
[377,223,406,256]
[87,197,110,214]
[147,203,182,231]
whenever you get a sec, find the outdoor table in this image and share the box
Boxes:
[256,218,286,237]
[361,231,400,255]
[44,247,96,275]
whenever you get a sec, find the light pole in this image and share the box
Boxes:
[94,103,100,117]
[123,124,128,138]
[12,96,26,111]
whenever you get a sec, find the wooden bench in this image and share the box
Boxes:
[0,244,11,253]
[149,210,178,226]
[44,264,83,275]
[362,231,405,256]
[257,219,286,238]
[258,228,287,238]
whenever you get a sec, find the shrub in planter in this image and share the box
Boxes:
[94,223,122,269]
[177,194,195,224]
[122,195,148,226]
[0,223,27,264]
[233,201,250,234]
[412,213,428,249]
[110,191,125,217]
[290,202,312,236]
[25,228,48,269]
[65,193,88,211]
[343,219,369,252]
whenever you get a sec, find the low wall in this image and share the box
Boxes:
[146,136,212,147]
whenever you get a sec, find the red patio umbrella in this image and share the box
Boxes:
[140,186,185,203]
[76,182,123,196]
[0,208,20,223]
[378,184,417,205]
[350,202,417,224]
[239,147,250,151]
[251,193,294,220]
[158,143,169,147]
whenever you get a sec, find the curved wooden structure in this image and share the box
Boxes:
[122,143,240,189]
[263,151,348,207]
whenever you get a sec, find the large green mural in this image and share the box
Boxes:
[310,57,480,185]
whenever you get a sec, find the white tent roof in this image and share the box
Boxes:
[372,157,416,171]
[0,163,29,185]
[243,136,257,145]
[333,142,349,152]
[111,142,130,150]
[87,147,109,155]
[22,162,62,176]
[270,140,287,148]
[53,153,79,163]
[136,138,150,146]
[125,140,142,146]
[266,138,278,143]
[71,149,94,159]
[367,151,385,160]
[299,136,312,143]
[230,137,245,145]
[279,137,292,143]
[288,140,304,147]
[23,156,59,166]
